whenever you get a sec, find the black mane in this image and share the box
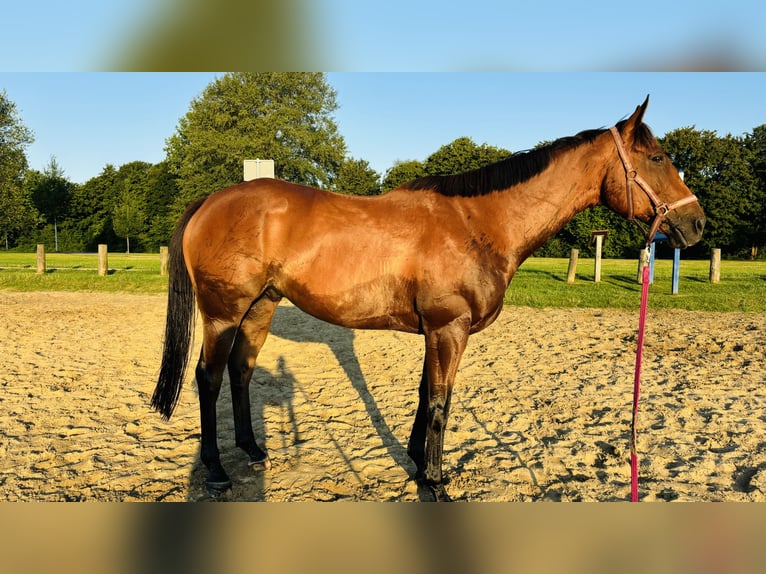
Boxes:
[401,125,642,197]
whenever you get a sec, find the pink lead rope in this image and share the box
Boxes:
[631,260,651,502]
[610,126,699,502]
[609,126,701,502]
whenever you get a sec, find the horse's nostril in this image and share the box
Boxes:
[695,217,706,234]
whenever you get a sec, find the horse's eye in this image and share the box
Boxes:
[651,155,665,164]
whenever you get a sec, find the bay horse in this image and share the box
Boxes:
[152,97,705,501]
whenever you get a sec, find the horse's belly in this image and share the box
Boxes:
[279,272,420,333]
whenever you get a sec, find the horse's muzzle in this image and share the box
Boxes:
[667,214,705,249]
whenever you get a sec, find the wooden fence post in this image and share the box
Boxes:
[566,248,578,284]
[709,248,721,283]
[98,244,108,276]
[160,246,169,276]
[589,230,608,283]
[36,244,46,274]
[593,235,604,283]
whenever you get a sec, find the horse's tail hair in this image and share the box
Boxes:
[151,197,206,420]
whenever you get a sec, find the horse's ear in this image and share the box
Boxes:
[621,95,650,144]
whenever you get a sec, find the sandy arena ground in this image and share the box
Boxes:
[0,291,764,502]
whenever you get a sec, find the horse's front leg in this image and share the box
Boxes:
[420,314,470,502]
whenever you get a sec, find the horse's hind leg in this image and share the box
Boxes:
[407,358,428,479]
[227,297,279,470]
[196,322,238,496]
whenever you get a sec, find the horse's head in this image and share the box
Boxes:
[603,96,705,248]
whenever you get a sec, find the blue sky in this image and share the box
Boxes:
[2,2,765,71]
[1,73,764,184]
[321,1,766,71]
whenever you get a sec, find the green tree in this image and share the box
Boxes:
[423,137,511,176]
[661,128,759,257]
[68,164,120,251]
[743,125,766,258]
[542,206,644,258]
[333,157,380,196]
[113,187,146,253]
[0,175,40,250]
[141,160,180,251]
[381,160,425,192]
[0,90,38,248]
[165,72,346,213]
[28,157,76,252]
[62,160,176,253]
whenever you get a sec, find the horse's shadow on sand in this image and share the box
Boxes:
[186,304,422,501]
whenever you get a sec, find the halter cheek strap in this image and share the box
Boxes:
[609,126,699,246]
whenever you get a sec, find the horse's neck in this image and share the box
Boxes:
[482,141,607,263]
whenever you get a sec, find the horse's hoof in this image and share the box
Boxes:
[248,456,271,471]
[429,484,452,502]
[415,478,453,502]
[205,479,232,498]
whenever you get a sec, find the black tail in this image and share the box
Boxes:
[151,198,207,420]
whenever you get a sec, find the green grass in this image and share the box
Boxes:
[0,252,168,293]
[1,252,764,312]
[508,257,766,312]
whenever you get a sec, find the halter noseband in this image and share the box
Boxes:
[609,126,699,246]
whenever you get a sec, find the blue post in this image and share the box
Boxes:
[650,233,668,286]
[672,248,680,294]
[671,169,684,295]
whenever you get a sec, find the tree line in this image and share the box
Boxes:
[1,73,764,259]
